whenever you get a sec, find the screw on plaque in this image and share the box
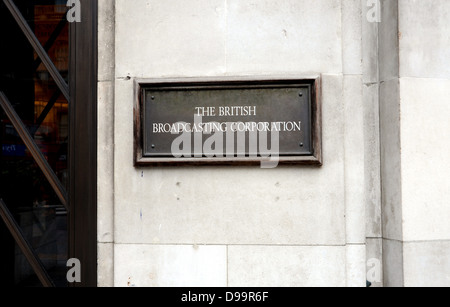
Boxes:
[299,92,303,97]
[151,96,155,100]
[151,144,156,149]
[299,143,304,147]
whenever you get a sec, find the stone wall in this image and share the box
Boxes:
[380,0,450,287]
[96,0,450,287]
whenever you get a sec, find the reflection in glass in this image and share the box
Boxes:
[0,1,69,287]
[32,2,69,80]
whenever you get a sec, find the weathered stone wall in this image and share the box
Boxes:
[96,0,450,287]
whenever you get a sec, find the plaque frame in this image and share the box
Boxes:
[134,76,322,166]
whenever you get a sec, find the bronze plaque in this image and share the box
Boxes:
[135,78,321,166]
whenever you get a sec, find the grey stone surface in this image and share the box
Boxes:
[114,0,343,78]
[399,0,450,79]
[344,75,365,245]
[98,242,114,287]
[98,0,115,81]
[115,0,227,78]
[342,0,362,75]
[404,240,450,287]
[98,0,116,288]
[379,79,403,241]
[364,83,381,238]
[346,244,367,287]
[226,0,342,75]
[114,244,227,287]
[400,77,450,241]
[361,0,378,84]
[97,81,114,243]
[382,239,404,287]
[362,0,383,250]
[379,0,399,82]
[228,245,346,287]
[366,238,383,287]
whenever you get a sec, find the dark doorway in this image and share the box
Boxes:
[0,0,97,287]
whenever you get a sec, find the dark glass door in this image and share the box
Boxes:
[0,0,97,287]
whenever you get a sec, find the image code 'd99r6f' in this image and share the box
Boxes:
[225,292,269,302]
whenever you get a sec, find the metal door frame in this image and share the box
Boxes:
[69,0,98,288]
